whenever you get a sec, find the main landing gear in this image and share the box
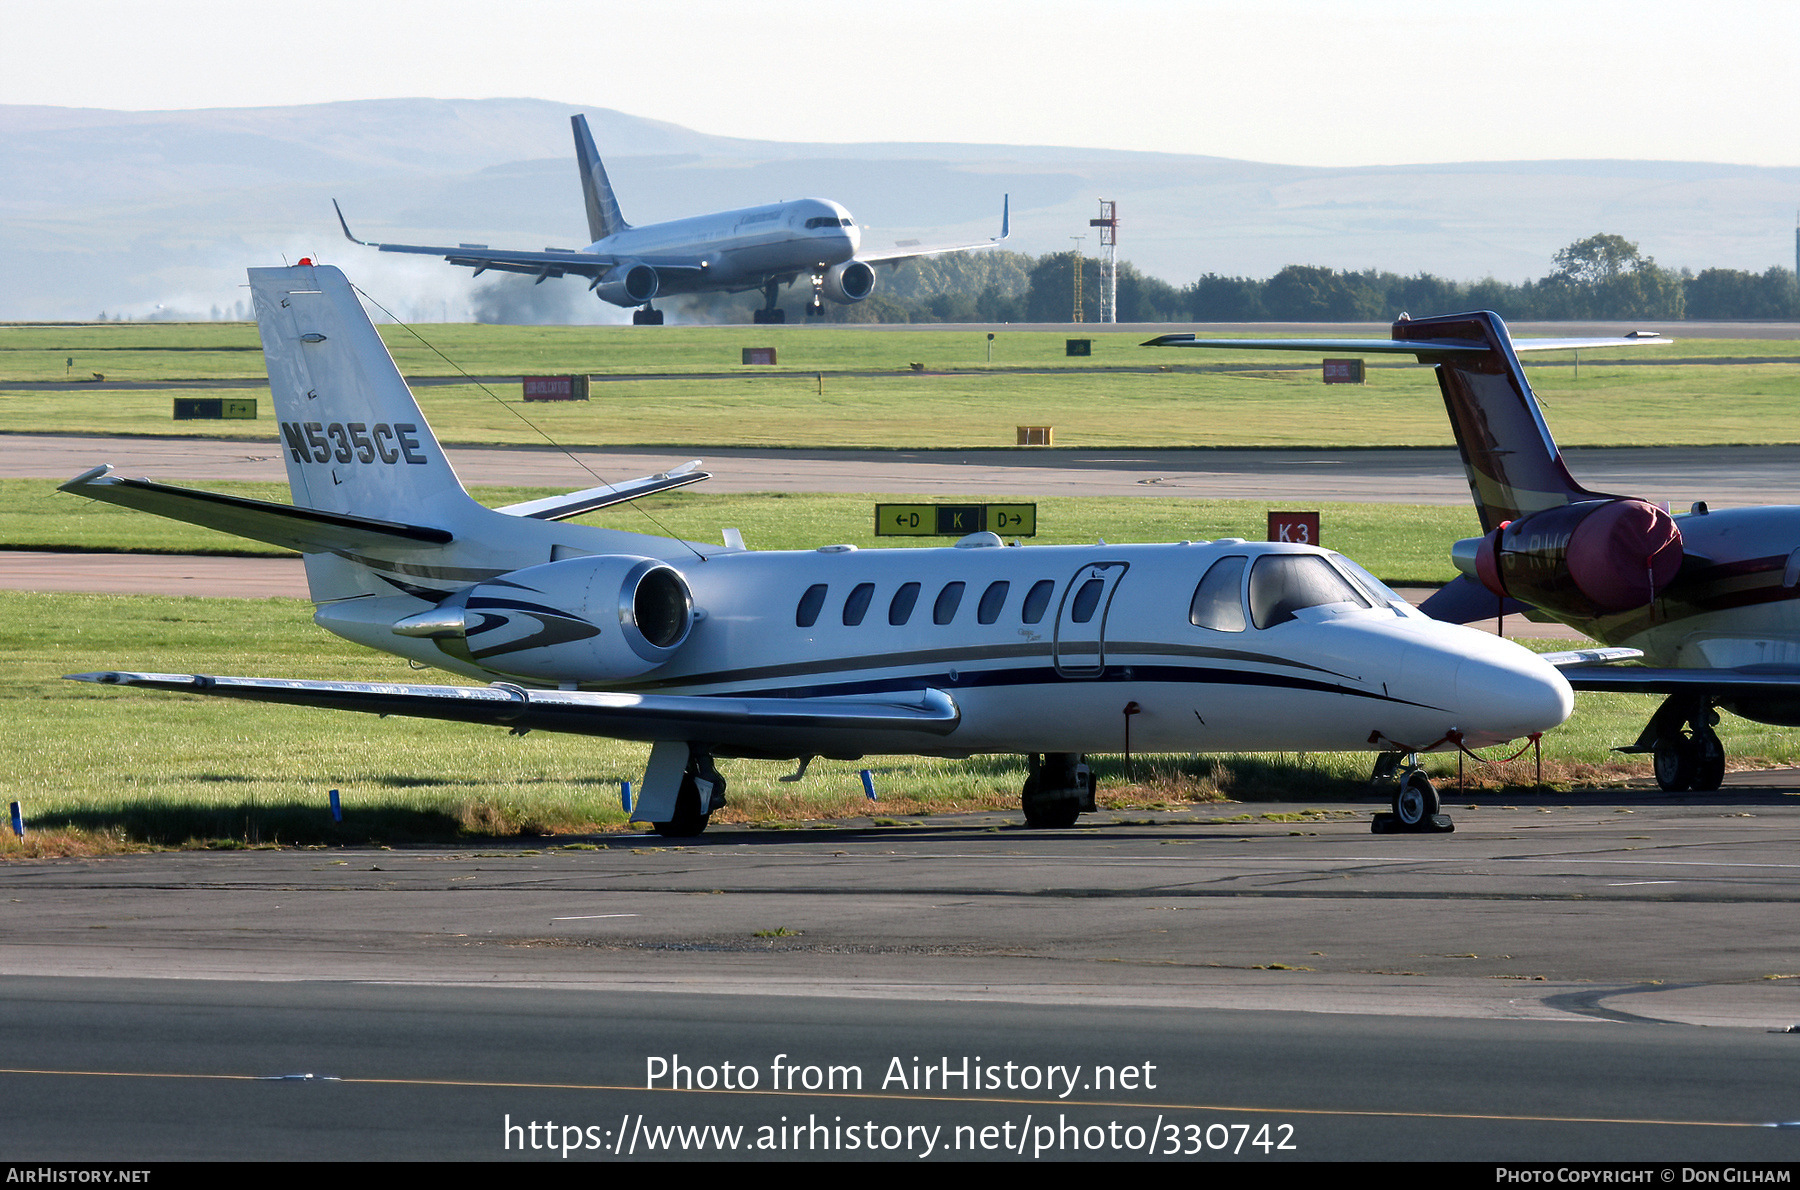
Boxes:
[1369,751,1453,834]
[753,279,786,324]
[632,306,664,325]
[1636,696,1726,792]
[653,754,727,838]
[1020,752,1096,829]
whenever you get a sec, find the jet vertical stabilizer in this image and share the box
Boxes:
[572,114,630,242]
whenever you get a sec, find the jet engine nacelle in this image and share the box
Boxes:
[398,555,694,682]
[593,261,659,307]
[822,259,876,303]
[1465,498,1683,617]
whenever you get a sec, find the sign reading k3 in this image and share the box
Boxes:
[281,421,428,466]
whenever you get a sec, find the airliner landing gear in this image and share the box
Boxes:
[653,756,726,838]
[1371,753,1452,833]
[753,279,786,324]
[632,306,664,325]
[1021,752,1095,829]
[806,272,826,318]
[1637,696,1725,793]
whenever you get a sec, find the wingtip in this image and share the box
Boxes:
[1141,334,1193,347]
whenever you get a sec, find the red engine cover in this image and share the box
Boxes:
[1565,499,1682,611]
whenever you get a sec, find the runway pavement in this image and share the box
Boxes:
[2,794,1798,1159]
[12,432,1800,505]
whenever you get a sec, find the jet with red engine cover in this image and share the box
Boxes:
[58,268,1576,835]
[1147,312,1800,792]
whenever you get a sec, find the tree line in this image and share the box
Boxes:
[755,233,1795,323]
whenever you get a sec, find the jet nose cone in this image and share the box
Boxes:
[1454,644,1574,743]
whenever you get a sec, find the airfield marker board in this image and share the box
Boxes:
[876,503,1037,537]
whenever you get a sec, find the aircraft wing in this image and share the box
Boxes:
[857,196,1010,265]
[333,201,709,283]
[1556,666,1800,697]
[66,672,961,757]
[58,466,451,553]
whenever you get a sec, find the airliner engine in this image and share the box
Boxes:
[393,555,693,682]
[822,260,876,303]
[593,262,659,307]
[1461,498,1683,617]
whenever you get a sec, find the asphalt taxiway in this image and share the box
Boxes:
[2,790,1798,1159]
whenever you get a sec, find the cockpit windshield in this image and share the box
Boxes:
[1247,554,1371,629]
[1329,553,1406,608]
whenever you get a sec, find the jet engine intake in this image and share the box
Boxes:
[822,259,876,303]
[397,555,694,682]
[1464,498,1683,616]
[593,262,659,307]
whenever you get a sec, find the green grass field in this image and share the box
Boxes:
[6,320,1800,852]
[4,322,1799,448]
[11,479,1480,586]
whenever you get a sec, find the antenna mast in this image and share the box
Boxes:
[1090,200,1118,323]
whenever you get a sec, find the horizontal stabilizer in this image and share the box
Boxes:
[1143,333,1669,356]
[1417,575,1533,624]
[58,466,451,553]
[67,672,961,756]
[494,462,709,521]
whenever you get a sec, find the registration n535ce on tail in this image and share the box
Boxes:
[62,266,1573,834]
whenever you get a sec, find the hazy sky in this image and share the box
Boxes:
[6,0,1798,168]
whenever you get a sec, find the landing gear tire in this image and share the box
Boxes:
[752,308,786,324]
[1653,735,1697,793]
[1020,756,1084,829]
[1393,770,1440,829]
[632,307,664,325]
[653,772,713,838]
[1693,729,1726,792]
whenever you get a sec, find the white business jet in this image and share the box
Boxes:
[335,114,1008,325]
[62,265,1574,835]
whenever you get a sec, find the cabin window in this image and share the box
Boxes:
[889,582,921,625]
[1248,554,1370,629]
[1021,579,1055,624]
[843,582,875,626]
[1189,556,1247,632]
[1068,577,1105,624]
[977,580,1010,624]
[933,582,965,625]
[796,584,828,628]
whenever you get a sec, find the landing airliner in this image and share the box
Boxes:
[335,114,1008,325]
[62,265,1575,835]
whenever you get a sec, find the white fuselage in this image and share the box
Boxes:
[315,534,1573,759]
[588,198,859,293]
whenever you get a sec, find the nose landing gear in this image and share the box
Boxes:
[1371,751,1454,834]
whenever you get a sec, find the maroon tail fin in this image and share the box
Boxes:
[1395,311,1615,532]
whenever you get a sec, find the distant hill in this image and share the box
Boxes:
[3,98,1797,321]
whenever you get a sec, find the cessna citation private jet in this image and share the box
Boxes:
[1147,312,1799,793]
[334,114,1008,325]
[62,266,1575,836]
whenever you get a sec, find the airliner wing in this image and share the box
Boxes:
[857,195,1010,265]
[65,672,961,757]
[334,201,713,284]
[334,200,614,278]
